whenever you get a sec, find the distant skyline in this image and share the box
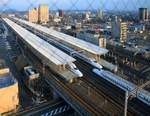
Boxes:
[0,0,150,11]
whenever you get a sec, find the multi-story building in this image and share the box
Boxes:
[139,8,149,22]
[58,9,64,17]
[111,16,127,43]
[28,8,38,23]
[99,37,107,48]
[120,22,128,42]
[82,12,90,20]
[0,68,18,114]
[76,30,106,48]
[97,9,103,19]
[38,4,49,24]
[128,23,145,33]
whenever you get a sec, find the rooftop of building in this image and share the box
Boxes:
[0,68,17,89]
[39,4,49,7]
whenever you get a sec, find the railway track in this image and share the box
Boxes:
[15,101,57,115]
[79,78,125,115]
[76,62,132,116]
[25,49,108,116]
[45,69,108,116]
[75,59,150,116]
[13,22,149,115]
[21,46,150,116]
[26,39,149,116]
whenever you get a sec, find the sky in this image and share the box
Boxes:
[0,0,150,11]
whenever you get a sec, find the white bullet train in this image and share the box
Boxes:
[51,40,103,70]
[12,21,102,71]
[71,52,103,70]
[93,69,150,106]
[66,63,83,77]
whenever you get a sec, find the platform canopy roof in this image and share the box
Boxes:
[3,18,76,65]
[13,17,109,55]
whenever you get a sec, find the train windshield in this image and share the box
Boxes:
[90,58,97,63]
[74,67,78,70]
[68,63,77,69]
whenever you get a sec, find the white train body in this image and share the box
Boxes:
[52,41,103,70]
[93,69,150,106]
[45,42,83,78]
[67,63,83,77]
[71,53,103,70]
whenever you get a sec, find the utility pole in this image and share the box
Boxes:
[124,80,150,116]
[124,91,129,116]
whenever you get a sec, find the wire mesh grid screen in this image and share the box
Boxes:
[0,0,150,115]
[0,0,150,16]
[0,0,150,78]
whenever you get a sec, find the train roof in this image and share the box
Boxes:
[3,18,76,65]
[13,17,109,55]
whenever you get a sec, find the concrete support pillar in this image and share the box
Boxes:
[129,60,132,67]
[109,52,111,57]
[42,63,45,74]
[88,86,91,96]
[123,58,126,64]
[133,61,136,68]
[124,91,129,116]
[97,55,101,62]
[60,64,65,71]
[125,58,127,64]
[132,61,134,67]
[111,52,113,57]
[108,52,110,57]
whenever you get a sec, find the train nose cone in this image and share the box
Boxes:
[78,71,83,77]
